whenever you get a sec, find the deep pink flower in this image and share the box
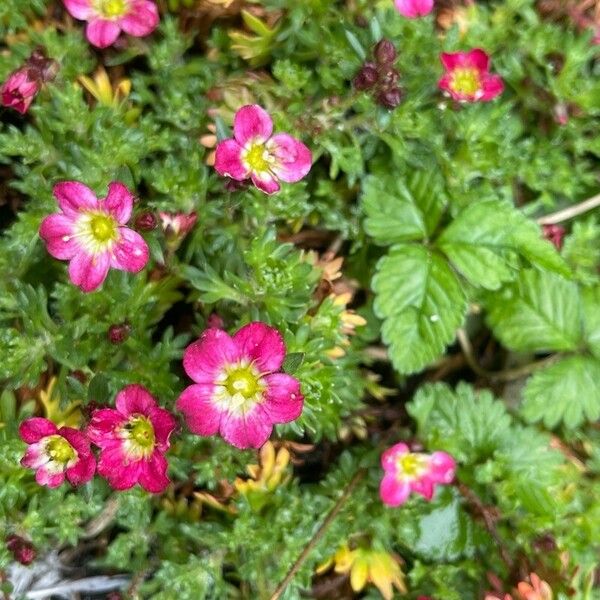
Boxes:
[214,105,312,195]
[1,68,39,114]
[176,322,304,449]
[439,49,504,102]
[379,443,456,507]
[62,0,159,48]
[40,181,149,293]
[394,0,434,18]
[159,211,197,240]
[6,535,37,566]
[87,384,177,493]
[19,417,96,488]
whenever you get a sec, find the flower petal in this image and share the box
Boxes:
[86,18,121,48]
[394,0,433,18]
[115,384,157,417]
[138,452,170,493]
[53,181,98,217]
[466,48,490,71]
[233,322,286,373]
[379,474,411,507]
[250,171,280,194]
[36,466,66,488]
[87,408,124,445]
[214,139,249,180]
[68,250,111,292]
[97,442,141,490]
[103,182,134,224]
[380,442,409,471]
[63,0,95,19]
[233,105,273,145]
[120,0,159,36]
[21,443,50,469]
[110,227,149,272]
[411,477,435,500]
[219,407,272,449]
[66,454,96,485]
[480,74,504,101]
[19,417,58,443]
[183,329,240,384]
[148,406,177,450]
[428,451,456,484]
[267,134,312,183]
[176,384,222,436]
[40,214,78,260]
[262,373,304,423]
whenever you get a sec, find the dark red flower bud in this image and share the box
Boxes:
[378,65,400,87]
[542,224,566,250]
[108,322,131,344]
[207,312,224,329]
[27,47,59,84]
[353,62,379,90]
[135,211,158,231]
[377,86,403,109]
[373,39,397,65]
[7,535,36,566]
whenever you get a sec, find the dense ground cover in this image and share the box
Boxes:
[1,0,600,598]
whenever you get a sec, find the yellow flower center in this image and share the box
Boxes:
[125,415,156,452]
[97,0,128,18]
[451,67,480,96]
[225,366,263,399]
[397,453,427,478]
[244,143,270,172]
[45,435,76,465]
[90,213,118,242]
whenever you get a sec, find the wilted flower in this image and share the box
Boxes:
[19,417,96,488]
[39,376,83,428]
[517,573,553,600]
[234,441,291,495]
[63,0,159,48]
[176,322,304,449]
[6,535,37,566]
[379,442,456,506]
[394,0,434,18]
[78,66,131,107]
[40,181,149,293]
[438,49,504,102]
[1,68,39,114]
[87,384,177,493]
[159,212,197,240]
[214,104,312,194]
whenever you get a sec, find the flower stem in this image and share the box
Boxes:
[537,191,600,225]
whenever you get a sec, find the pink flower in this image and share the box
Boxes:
[542,224,565,250]
[87,384,177,493]
[379,443,456,507]
[176,322,304,449]
[394,0,434,18]
[62,0,159,48]
[438,49,504,102]
[214,105,312,195]
[19,417,96,488]
[40,181,149,292]
[1,68,39,114]
[159,211,197,240]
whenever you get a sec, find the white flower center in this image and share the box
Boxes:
[214,361,266,415]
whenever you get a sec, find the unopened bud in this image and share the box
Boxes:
[108,322,131,344]
[373,39,397,65]
[542,224,565,250]
[7,535,36,566]
[377,86,403,109]
[135,211,158,231]
[353,62,379,90]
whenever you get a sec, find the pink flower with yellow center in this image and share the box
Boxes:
[379,442,456,506]
[19,417,96,488]
[1,68,39,114]
[87,384,177,493]
[40,181,149,293]
[214,105,312,195]
[176,322,304,449]
[438,49,504,103]
[63,0,159,48]
[394,0,434,18]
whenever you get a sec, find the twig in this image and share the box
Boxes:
[537,192,600,225]
[269,469,366,600]
[456,328,560,383]
[82,495,120,539]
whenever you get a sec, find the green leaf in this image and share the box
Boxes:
[87,373,111,404]
[282,352,304,374]
[437,199,570,291]
[407,382,512,463]
[485,269,582,353]
[362,171,447,246]
[521,355,600,428]
[582,285,600,359]
[373,245,466,374]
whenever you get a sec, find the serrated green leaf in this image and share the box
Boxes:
[282,352,304,374]
[362,171,447,246]
[522,355,600,429]
[88,373,110,404]
[485,269,582,353]
[373,245,466,374]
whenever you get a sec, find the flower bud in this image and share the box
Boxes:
[379,66,400,87]
[135,211,158,231]
[1,68,39,114]
[7,535,36,565]
[207,312,224,329]
[377,87,403,109]
[542,224,565,250]
[373,39,397,65]
[108,322,131,344]
[27,47,59,84]
[353,62,379,90]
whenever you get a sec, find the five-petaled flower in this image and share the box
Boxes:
[379,442,456,506]
[214,104,312,195]
[394,0,434,18]
[19,417,96,488]
[87,384,177,493]
[438,49,504,102]
[40,181,149,293]
[63,0,159,48]
[1,68,39,114]
[176,322,304,449]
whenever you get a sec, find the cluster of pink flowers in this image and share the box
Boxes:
[379,442,456,506]
[20,385,176,493]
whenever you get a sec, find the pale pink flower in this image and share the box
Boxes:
[19,417,96,488]
[439,49,504,102]
[87,384,177,493]
[62,0,159,48]
[394,0,434,18]
[40,181,149,292]
[1,68,39,114]
[159,211,197,240]
[214,105,312,195]
[379,443,456,506]
[176,322,304,449]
